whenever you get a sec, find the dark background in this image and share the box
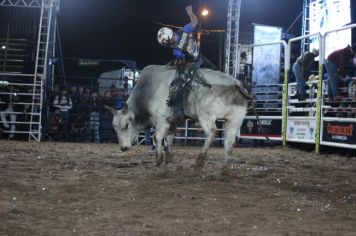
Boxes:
[58,0,309,69]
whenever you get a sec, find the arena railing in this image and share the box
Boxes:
[318,23,356,151]
[284,24,356,154]
[137,119,226,146]
[0,76,42,140]
[284,32,321,146]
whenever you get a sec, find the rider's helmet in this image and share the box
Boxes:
[157,27,173,47]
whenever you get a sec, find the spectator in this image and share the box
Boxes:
[69,86,79,104]
[76,86,84,100]
[100,90,114,143]
[82,87,91,105]
[50,84,60,112]
[111,87,126,110]
[73,86,85,116]
[48,109,62,141]
[74,115,89,142]
[325,45,356,100]
[0,85,25,139]
[51,84,60,101]
[68,86,79,134]
[89,91,100,143]
[292,49,319,100]
[53,87,73,140]
[123,76,129,90]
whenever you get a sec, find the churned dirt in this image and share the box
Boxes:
[0,140,356,236]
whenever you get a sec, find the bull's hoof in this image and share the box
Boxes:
[156,154,164,166]
[221,160,235,175]
[194,154,206,170]
[221,164,233,175]
[164,152,173,165]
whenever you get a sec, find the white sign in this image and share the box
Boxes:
[287,119,316,141]
[252,24,282,109]
[252,24,282,86]
[78,59,100,66]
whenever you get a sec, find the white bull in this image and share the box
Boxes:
[106,65,249,168]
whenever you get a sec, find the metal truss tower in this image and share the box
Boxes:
[301,0,311,53]
[224,0,241,78]
[0,0,59,141]
[0,0,43,7]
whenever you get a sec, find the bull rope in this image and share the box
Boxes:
[167,67,211,107]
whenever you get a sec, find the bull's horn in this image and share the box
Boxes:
[104,105,118,115]
[122,102,129,114]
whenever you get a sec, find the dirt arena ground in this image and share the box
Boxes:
[0,140,355,236]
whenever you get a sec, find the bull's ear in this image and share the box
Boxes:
[104,105,118,115]
[121,102,129,115]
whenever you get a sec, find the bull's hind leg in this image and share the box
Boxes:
[195,118,216,169]
[223,118,244,166]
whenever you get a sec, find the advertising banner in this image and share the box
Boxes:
[287,119,316,141]
[322,121,356,145]
[240,118,282,138]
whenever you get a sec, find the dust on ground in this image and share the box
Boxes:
[0,140,355,236]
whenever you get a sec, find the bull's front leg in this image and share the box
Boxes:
[164,132,175,164]
[154,122,170,166]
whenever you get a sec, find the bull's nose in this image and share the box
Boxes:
[121,147,129,152]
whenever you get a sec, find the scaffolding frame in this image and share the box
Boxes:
[224,0,241,78]
[0,0,59,141]
[301,0,310,53]
[0,0,42,7]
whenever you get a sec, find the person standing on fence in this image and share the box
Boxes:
[53,87,73,140]
[325,45,356,101]
[292,49,319,101]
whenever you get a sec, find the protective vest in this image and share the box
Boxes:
[174,30,199,60]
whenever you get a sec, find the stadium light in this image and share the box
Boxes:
[201,8,209,17]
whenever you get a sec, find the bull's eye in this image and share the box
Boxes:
[123,123,129,131]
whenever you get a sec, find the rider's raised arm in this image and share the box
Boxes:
[186,5,198,28]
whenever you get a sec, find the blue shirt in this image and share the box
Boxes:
[114,96,125,110]
[173,23,194,60]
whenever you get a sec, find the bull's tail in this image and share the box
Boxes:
[234,83,275,147]
[234,82,253,101]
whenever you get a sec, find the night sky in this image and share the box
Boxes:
[58,0,306,69]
